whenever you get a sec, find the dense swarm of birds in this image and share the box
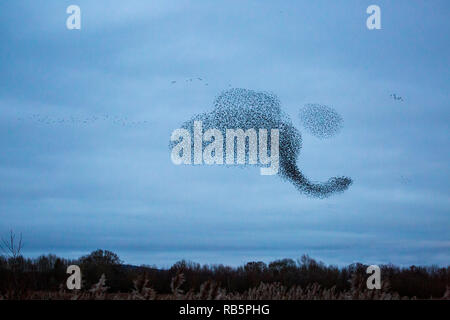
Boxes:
[299,104,343,139]
[172,88,352,198]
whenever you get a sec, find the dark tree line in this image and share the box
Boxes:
[0,250,448,299]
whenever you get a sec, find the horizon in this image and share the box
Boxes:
[6,248,449,269]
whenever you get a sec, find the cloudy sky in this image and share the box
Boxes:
[0,0,448,267]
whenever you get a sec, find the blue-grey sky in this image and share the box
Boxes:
[0,0,448,267]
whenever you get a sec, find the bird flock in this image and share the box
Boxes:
[390,93,404,102]
[298,104,343,139]
[172,88,352,198]
[14,114,152,128]
[171,77,209,86]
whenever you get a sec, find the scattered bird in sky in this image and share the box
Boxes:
[399,175,411,185]
[14,114,152,128]
[169,77,232,88]
[170,77,208,85]
[390,93,404,102]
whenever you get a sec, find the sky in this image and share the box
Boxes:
[0,0,448,267]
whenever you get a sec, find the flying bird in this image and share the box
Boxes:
[390,93,404,101]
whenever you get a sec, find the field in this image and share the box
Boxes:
[1,250,448,300]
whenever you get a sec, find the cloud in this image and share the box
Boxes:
[0,1,448,267]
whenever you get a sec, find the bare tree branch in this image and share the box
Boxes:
[0,230,23,259]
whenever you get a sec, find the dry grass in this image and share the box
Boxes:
[1,272,449,300]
